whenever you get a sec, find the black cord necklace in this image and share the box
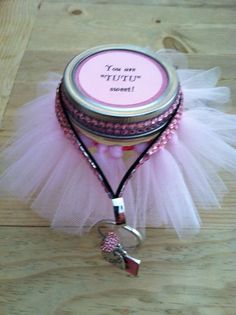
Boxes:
[55,83,183,275]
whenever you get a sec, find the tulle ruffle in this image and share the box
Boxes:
[0,50,235,237]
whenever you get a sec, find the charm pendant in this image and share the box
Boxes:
[100,231,141,276]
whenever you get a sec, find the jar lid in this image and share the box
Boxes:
[61,44,180,145]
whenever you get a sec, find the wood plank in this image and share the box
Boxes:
[45,0,236,9]
[38,2,236,24]
[0,0,40,122]
[27,3,236,54]
[1,196,236,229]
[0,227,235,314]
[15,51,236,82]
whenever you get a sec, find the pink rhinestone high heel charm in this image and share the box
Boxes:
[101,232,127,270]
[98,221,142,276]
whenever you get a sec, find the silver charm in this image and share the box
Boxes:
[98,222,142,276]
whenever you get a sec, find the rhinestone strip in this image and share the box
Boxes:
[60,85,182,138]
[56,87,112,198]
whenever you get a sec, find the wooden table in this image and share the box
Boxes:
[0,1,236,314]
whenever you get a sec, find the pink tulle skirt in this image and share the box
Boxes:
[1,50,236,237]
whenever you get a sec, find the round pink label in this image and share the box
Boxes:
[74,50,168,108]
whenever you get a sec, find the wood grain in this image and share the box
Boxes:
[0,227,236,315]
[0,1,236,314]
[0,0,40,122]
[46,0,236,8]
[28,3,236,54]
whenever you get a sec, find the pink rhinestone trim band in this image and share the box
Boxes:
[60,85,182,139]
